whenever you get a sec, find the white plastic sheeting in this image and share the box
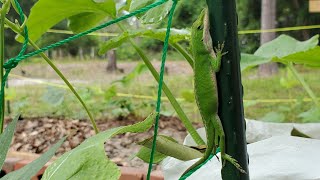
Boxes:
[162,120,320,180]
[246,119,320,143]
[184,119,320,146]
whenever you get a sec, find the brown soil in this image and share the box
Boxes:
[9,115,201,169]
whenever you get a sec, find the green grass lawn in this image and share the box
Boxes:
[6,59,320,123]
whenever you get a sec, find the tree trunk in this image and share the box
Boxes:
[258,0,279,77]
[90,47,95,59]
[51,50,57,59]
[79,47,84,60]
[106,49,117,72]
[58,49,63,59]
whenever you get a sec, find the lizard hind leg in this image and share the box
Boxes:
[211,125,218,160]
[214,116,246,174]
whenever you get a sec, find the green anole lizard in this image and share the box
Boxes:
[180,9,245,178]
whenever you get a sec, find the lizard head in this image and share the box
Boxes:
[191,9,206,40]
[191,9,211,56]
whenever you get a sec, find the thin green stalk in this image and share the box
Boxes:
[0,0,10,134]
[131,40,204,145]
[29,41,99,133]
[117,24,204,145]
[171,43,194,69]
[4,19,99,134]
[288,62,319,107]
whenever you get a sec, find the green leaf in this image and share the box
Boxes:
[254,34,319,58]
[104,85,117,100]
[135,146,167,164]
[241,35,320,69]
[99,28,190,54]
[140,1,173,24]
[118,0,132,12]
[137,135,202,162]
[1,137,65,180]
[240,53,270,71]
[0,115,19,170]
[275,46,320,67]
[68,13,108,33]
[19,0,116,42]
[113,63,148,86]
[129,0,154,12]
[41,86,65,106]
[259,112,285,123]
[298,108,320,123]
[42,113,157,180]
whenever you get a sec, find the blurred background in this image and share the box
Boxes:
[3,0,320,123]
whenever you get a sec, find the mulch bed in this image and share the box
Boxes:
[8,115,201,168]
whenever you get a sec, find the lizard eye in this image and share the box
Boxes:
[197,24,204,30]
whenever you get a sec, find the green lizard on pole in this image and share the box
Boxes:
[180,8,245,179]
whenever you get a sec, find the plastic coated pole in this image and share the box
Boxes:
[206,0,250,179]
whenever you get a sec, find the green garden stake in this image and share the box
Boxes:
[206,0,250,179]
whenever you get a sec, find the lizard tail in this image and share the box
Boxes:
[180,126,215,179]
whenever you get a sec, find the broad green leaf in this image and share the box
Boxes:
[275,46,320,67]
[0,115,19,170]
[93,0,109,2]
[1,137,65,180]
[137,135,202,161]
[129,0,154,12]
[140,1,173,24]
[136,146,167,164]
[104,85,117,100]
[99,28,190,54]
[240,53,270,71]
[259,112,285,123]
[42,113,157,180]
[130,0,173,24]
[20,0,116,42]
[254,34,319,58]
[113,63,148,86]
[68,12,108,33]
[118,0,132,12]
[41,86,65,107]
[241,35,320,69]
[298,108,320,123]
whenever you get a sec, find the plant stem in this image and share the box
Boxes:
[288,62,319,107]
[0,1,9,134]
[171,43,194,69]
[131,40,204,145]
[117,24,204,145]
[29,41,100,133]
[4,19,100,134]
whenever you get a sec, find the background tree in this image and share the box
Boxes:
[258,0,278,77]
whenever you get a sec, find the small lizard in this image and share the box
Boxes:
[180,8,245,179]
